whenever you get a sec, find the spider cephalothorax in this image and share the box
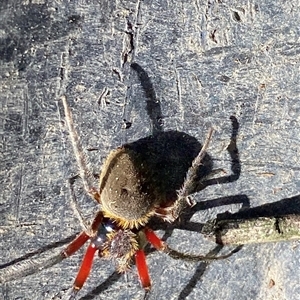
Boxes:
[87,216,139,273]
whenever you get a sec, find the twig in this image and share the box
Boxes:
[203,214,300,245]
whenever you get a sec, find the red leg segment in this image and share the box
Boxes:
[135,249,151,290]
[67,212,104,293]
[144,228,165,250]
[73,243,98,291]
[91,211,104,231]
[62,232,90,258]
[62,211,104,258]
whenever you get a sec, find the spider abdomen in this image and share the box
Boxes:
[99,147,163,228]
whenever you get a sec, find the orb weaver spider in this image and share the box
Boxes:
[0,67,239,299]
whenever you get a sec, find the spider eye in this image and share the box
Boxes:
[93,222,115,249]
[93,234,107,249]
[104,222,114,232]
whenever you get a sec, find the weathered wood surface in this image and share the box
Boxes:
[1,1,300,299]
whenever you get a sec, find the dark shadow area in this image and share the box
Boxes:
[130,62,241,201]
[131,63,163,134]
[177,245,227,300]
[0,233,78,270]
[79,271,122,300]
[124,130,213,204]
[217,194,300,220]
[149,194,251,234]
[0,63,243,300]
[195,115,241,192]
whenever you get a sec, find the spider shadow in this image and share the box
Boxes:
[130,62,163,135]
[0,234,78,270]
[78,271,122,300]
[144,121,242,300]
[131,62,241,194]
[130,63,243,300]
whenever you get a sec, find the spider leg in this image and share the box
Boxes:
[61,95,100,202]
[0,212,103,293]
[144,228,241,262]
[62,202,103,264]
[70,243,98,298]
[67,211,105,298]
[67,176,91,233]
[166,245,242,262]
[62,231,90,257]
[0,251,64,284]
[158,128,215,221]
[0,231,90,284]
[133,229,162,291]
[177,127,214,199]
[135,249,151,290]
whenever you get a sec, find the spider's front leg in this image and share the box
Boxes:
[61,95,101,203]
[135,249,151,290]
[65,211,105,298]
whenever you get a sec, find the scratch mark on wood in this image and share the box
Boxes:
[14,165,24,224]
[174,65,184,123]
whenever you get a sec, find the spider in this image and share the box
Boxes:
[60,95,237,298]
[0,93,237,299]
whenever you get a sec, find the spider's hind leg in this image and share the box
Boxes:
[144,228,241,262]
